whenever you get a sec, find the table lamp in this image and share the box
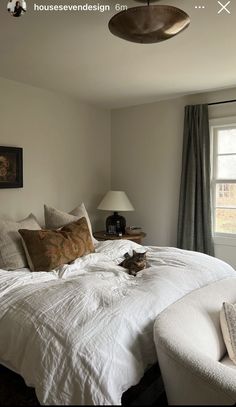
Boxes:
[97,190,134,234]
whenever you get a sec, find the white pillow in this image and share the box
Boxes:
[220,302,236,364]
[44,203,96,244]
[0,213,41,270]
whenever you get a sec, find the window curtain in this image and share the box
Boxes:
[177,104,215,256]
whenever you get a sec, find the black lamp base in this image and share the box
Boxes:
[106,212,126,235]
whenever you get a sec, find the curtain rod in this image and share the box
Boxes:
[208,99,236,106]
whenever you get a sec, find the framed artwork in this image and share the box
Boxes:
[0,147,23,188]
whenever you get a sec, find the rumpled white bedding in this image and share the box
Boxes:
[0,240,235,405]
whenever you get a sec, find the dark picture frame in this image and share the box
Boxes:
[0,147,23,188]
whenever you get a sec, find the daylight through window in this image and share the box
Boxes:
[211,122,236,235]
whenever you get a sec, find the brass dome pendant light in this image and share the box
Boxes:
[108,0,190,44]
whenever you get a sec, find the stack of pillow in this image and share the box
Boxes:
[0,203,96,272]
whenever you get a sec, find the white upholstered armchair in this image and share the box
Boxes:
[154,277,236,405]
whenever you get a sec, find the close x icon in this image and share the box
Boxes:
[217,1,231,14]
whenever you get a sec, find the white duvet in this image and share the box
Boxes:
[0,240,235,405]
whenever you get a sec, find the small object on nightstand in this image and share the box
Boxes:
[126,226,142,235]
[94,231,146,245]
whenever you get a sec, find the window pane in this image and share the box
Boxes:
[217,155,236,179]
[215,208,236,233]
[216,184,236,207]
[218,128,236,154]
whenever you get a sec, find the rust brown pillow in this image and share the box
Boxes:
[19,217,94,272]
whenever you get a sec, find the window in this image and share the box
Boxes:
[211,118,236,236]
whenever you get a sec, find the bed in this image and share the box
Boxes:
[0,239,235,405]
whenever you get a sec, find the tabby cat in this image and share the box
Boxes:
[119,250,148,276]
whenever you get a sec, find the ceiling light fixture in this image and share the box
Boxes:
[108,0,190,44]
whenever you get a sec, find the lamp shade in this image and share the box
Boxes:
[97,191,134,212]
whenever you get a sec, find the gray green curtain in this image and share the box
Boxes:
[177,104,214,256]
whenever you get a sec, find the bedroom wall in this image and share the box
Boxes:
[0,77,110,229]
[111,87,236,269]
[111,97,186,247]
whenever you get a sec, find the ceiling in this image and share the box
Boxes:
[0,0,236,109]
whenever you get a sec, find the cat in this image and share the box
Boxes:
[119,250,148,276]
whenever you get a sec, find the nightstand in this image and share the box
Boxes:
[94,231,146,245]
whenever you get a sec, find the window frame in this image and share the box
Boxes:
[210,117,236,245]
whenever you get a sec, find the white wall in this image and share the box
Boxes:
[111,87,236,269]
[0,77,110,229]
[111,97,186,247]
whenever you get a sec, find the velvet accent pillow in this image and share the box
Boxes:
[0,214,41,270]
[19,217,94,272]
[220,302,236,365]
[44,203,96,244]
